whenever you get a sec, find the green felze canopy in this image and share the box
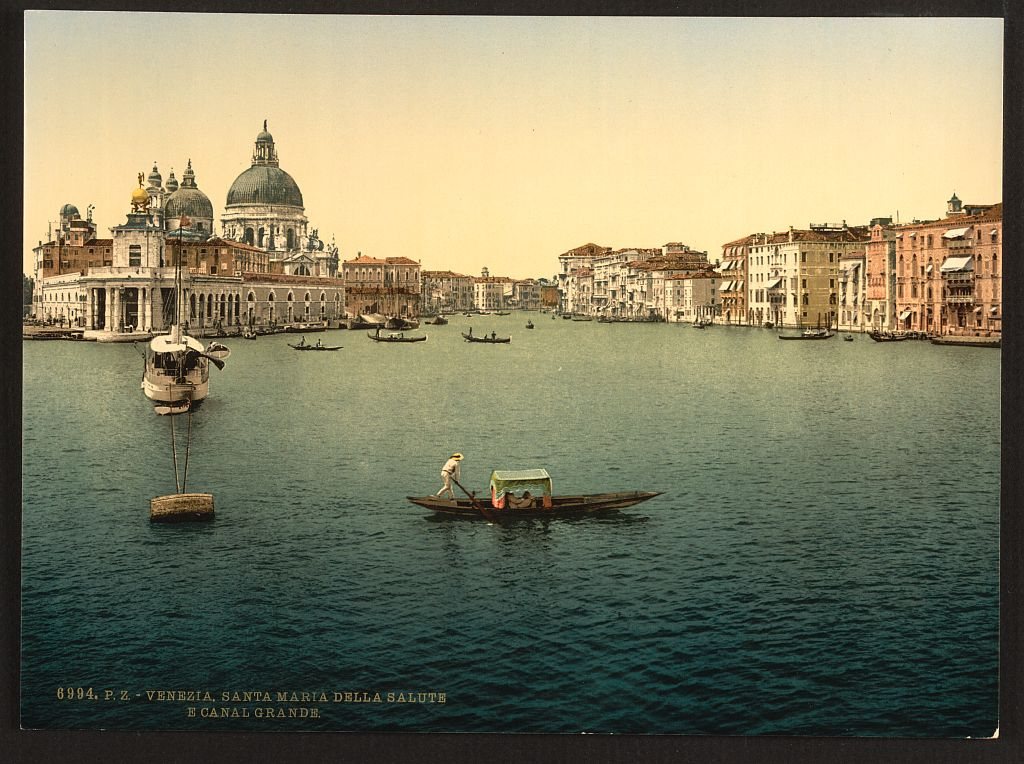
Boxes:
[489,469,553,499]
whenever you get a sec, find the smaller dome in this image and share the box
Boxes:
[147,163,162,187]
[166,171,179,192]
[60,203,79,218]
[165,188,214,220]
[256,119,273,144]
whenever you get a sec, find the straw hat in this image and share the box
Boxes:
[451,453,464,460]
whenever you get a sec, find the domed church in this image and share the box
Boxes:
[221,121,337,277]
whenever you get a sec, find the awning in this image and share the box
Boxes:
[899,310,912,320]
[940,256,973,273]
[909,232,916,237]
[722,280,734,291]
[894,233,903,238]
[766,277,783,289]
[990,229,998,235]
[925,264,933,273]
[736,280,744,290]
[990,306,999,314]
[974,307,982,313]
[943,227,969,239]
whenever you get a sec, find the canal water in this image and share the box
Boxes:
[21,315,999,735]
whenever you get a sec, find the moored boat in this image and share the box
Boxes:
[385,316,420,330]
[930,335,1001,348]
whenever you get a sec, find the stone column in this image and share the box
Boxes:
[103,287,112,331]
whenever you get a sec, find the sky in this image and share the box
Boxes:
[23,13,1003,279]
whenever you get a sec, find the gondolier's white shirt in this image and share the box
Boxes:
[441,458,461,480]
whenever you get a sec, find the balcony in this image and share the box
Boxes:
[946,294,975,305]
[943,272,975,285]
[944,239,974,251]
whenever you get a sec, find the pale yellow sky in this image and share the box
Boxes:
[24,13,1003,278]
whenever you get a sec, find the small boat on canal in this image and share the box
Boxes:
[778,328,834,340]
[288,339,342,351]
[425,315,449,325]
[525,320,534,329]
[407,469,660,518]
[463,330,510,344]
[367,331,427,343]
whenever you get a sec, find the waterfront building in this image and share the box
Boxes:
[342,254,421,317]
[719,236,751,325]
[592,248,659,317]
[557,243,611,313]
[665,272,719,323]
[511,279,542,310]
[473,268,515,310]
[892,195,1001,336]
[31,123,347,331]
[633,251,714,320]
[837,248,868,332]
[539,281,560,309]
[219,122,339,278]
[743,223,869,329]
[421,270,474,312]
[864,218,897,331]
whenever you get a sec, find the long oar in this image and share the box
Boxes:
[452,477,498,522]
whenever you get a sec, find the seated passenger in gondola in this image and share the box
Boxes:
[507,491,536,509]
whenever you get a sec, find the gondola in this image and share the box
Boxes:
[288,342,342,351]
[868,330,910,342]
[407,469,659,518]
[408,492,661,517]
[462,331,510,343]
[525,320,535,329]
[367,332,427,343]
[425,316,449,325]
[778,328,834,340]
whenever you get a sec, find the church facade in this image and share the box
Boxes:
[32,123,348,333]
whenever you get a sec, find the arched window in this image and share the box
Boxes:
[287,292,294,303]
[287,229,295,249]
[244,227,254,245]
[257,227,265,248]
[190,293,197,319]
[304,292,311,303]
[268,292,276,304]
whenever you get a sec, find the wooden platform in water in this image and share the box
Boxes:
[150,493,215,522]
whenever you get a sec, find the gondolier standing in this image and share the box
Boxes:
[436,452,464,498]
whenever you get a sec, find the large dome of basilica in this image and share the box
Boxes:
[225,121,303,209]
[226,165,303,208]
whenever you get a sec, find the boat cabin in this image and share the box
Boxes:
[489,469,553,509]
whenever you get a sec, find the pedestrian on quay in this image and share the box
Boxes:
[436,452,464,499]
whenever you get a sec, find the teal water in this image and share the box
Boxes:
[21,316,999,734]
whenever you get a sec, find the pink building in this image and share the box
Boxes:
[892,195,1001,336]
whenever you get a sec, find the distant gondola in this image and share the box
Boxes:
[288,342,342,351]
[367,331,427,343]
[462,331,510,344]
